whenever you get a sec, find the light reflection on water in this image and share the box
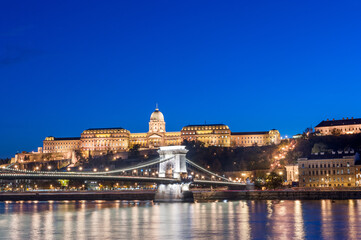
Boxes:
[0,200,361,239]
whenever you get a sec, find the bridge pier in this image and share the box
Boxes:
[154,183,193,202]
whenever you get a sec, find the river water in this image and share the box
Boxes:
[0,200,360,240]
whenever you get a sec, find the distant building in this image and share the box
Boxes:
[298,151,359,188]
[315,117,361,135]
[292,134,303,139]
[181,124,232,147]
[231,130,280,147]
[42,107,280,154]
[14,107,281,163]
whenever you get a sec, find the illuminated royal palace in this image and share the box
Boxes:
[14,107,280,162]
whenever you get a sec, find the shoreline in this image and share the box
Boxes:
[1,190,361,201]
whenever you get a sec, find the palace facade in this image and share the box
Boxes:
[42,107,280,155]
[315,117,361,135]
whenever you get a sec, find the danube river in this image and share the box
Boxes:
[0,200,360,239]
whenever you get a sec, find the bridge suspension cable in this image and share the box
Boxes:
[2,156,175,176]
[185,159,230,182]
[94,156,175,175]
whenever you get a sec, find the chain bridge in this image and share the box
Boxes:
[0,146,247,190]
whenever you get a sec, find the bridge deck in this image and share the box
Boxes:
[0,173,179,183]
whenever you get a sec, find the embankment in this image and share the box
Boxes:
[193,190,361,201]
[2,190,361,201]
[0,191,155,201]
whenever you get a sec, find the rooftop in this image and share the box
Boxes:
[231,131,268,135]
[303,151,357,160]
[183,124,227,127]
[85,127,125,131]
[53,137,80,141]
[316,118,361,128]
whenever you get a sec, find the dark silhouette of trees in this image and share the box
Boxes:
[129,144,141,158]
[331,128,342,136]
[183,139,276,173]
[265,172,284,189]
[0,158,10,165]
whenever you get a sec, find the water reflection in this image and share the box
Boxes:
[294,200,305,240]
[0,200,361,239]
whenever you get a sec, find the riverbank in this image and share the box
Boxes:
[0,190,155,201]
[1,190,361,201]
[193,190,361,201]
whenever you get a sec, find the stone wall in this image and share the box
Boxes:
[193,190,361,201]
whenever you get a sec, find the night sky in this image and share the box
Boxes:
[1,1,361,158]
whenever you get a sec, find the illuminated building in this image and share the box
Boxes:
[180,125,280,148]
[43,107,183,154]
[298,151,358,188]
[231,130,280,147]
[43,137,80,153]
[21,107,280,161]
[315,117,361,135]
[181,124,231,147]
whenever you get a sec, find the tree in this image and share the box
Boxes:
[311,143,329,154]
[265,172,284,189]
[331,128,342,136]
[254,178,264,190]
[302,127,313,139]
[129,144,141,158]
[285,151,302,164]
[0,158,10,165]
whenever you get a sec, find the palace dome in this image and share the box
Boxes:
[150,108,164,121]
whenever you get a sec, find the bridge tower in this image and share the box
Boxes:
[158,146,188,179]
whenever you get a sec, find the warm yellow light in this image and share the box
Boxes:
[93,168,97,172]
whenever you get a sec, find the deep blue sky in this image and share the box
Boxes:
[1,1,361,158]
